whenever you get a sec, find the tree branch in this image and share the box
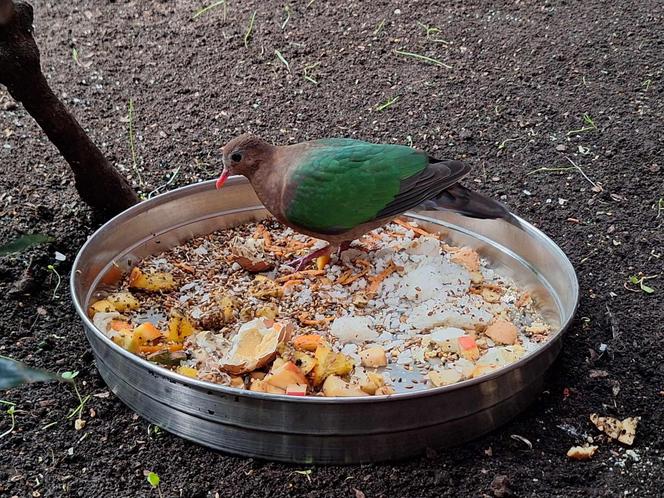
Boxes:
[0,1,138,216]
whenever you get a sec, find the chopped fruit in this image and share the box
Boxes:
[128,267,176,292]
[470,364,499,378]
[286,384,308,396]
[359,346,388,368]
[110,320,132,332]
[88,299,116,316]
[133,322,162,344]
[177,366,199,378]
[265,361,307,389]
[311,342,354,386]
[360,372,385,394]
[249,371,266,381]
[316,254,331,270]
[567,445,598,461]
[292,334,323,352]
[293,351,317,375]
[322,375,368,397]
[229,376,245,388]
[485,320,518,345]
[374,385,396,396]
[450,247,481,272]
[428,369,462,387]
[457,336,480,361]
[165,313,197,343]
[250,378,286,394]
[106,292,140,312]
[138,344,183,354]
[221,318,287,375]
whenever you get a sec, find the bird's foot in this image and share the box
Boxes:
[287,245,333,272]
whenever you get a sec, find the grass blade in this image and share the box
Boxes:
[244,11,257,48]
[394,49,451,68]
[192,0,226,20]
[275,50,290,72]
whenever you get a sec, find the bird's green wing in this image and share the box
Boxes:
[284,139,428,233]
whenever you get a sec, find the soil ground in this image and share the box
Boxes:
[1,0,663,497]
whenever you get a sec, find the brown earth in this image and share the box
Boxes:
[1,0,663,497]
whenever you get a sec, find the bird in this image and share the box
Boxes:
[215,134,519,270]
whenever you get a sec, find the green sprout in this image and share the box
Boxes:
[47,264,61,299]
[275,50,290,72]
[642,79,652,91]
[62,371,91,425]
[192,0,226,20]
[146,471,163,497]
[147,424,163,438]
[0,401,16,439]
[291,469,313,483]
[373,19,385,36]
[281,4,291,29]
[656,197,663,218]
[306,0,316,7]
[375,96,399,111]
[303,62,320,84]
[72,47,80,65]
[244,11,257,48]
[567,113,597,136]
[627,275,657,294]
[497,137,520,150]
[394,49,451,68]
[416,21,450,43]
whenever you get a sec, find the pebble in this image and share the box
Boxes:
[555,144,567,152]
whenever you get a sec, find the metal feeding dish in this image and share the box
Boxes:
[70,178,578,464]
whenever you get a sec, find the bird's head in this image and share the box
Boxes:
[216,134,271,189]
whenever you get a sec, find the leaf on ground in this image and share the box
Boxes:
[0,357,64,390]
[0,234,53,255]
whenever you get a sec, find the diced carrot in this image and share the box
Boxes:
[367,260,397,295]
[458,336,477,350]
[138,344,184,354]
[292,334,323,352]
[394,218,436,237]
[276,270,325,282]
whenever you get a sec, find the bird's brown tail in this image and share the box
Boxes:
[420,184,523,229]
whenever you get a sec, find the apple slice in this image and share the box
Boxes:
[285,384,308,396]
[265,361,307,389]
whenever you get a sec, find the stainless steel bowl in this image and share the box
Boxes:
[70,178,578,464]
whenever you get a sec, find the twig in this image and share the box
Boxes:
[526,166,576,176]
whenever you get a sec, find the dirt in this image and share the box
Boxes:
[0,0,662,497]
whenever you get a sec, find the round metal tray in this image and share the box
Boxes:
[70,178,578,464]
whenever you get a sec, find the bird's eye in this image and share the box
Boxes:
[230,152,242,162]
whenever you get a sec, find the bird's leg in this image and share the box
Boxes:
[337,240,352,256]
[287,245,334,272]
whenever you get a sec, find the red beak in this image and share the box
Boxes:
[215,169,230,190]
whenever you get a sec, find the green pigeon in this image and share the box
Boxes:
[216,134,518,270]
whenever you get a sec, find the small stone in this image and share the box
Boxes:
[555,144,567,152]
[490,475,513,497]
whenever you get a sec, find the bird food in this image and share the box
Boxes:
[88,217,552,397]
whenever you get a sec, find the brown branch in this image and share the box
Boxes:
[0,1,138,216]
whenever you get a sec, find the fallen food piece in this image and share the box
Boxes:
[567,445,598,461]
[590,413,639,445]
[266,361,308,389]
[428,369,463,387]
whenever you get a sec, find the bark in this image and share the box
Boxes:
[0,0,138,216]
